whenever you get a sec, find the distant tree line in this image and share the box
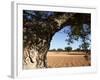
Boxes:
[49,47,90,53]
[49,46,72,52]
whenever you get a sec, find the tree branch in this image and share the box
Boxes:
[47,13,75,35]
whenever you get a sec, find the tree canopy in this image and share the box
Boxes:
[65,47,72,52]
[23,10,91,51]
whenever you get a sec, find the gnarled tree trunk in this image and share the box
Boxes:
[23,30,52,69]
[23,40,50,69]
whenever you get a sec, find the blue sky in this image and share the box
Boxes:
[49,26,82,50]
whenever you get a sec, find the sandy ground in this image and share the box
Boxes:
[47,52,90,68]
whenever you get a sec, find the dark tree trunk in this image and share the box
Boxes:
[23,13,75,69]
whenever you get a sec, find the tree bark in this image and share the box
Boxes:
[23,41,49,69]
[23,13,75,69]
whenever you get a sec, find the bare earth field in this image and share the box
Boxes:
[47,51,91,68]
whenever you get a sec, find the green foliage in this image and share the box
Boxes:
[57,48,63,51]
[64,47,72,52]
[80,42,90,51]
[75,48,81,51]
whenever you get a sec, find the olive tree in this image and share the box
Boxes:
[65,47,72,52]
[57,48,63,51]
[23,10,91,69]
